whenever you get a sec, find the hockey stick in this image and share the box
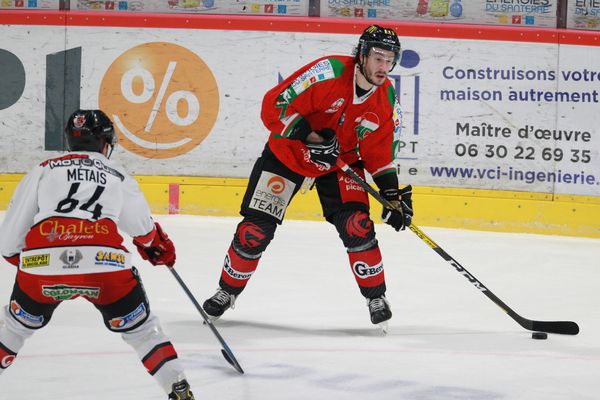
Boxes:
[336,158,579,335]
[169,268,245,373]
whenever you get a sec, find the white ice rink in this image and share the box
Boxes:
[0,214,598,399]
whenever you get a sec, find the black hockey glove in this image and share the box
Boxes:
[305,128,340,170]
[380,185,413,231]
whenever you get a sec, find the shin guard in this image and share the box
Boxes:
[0,305,35,373]
[348,246,386,299]
[218,216,276,295]
[121,313,186,394]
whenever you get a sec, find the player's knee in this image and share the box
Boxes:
[333,210,377,251]
[121,313,163,346]
[7,289,56,330]
[232,215,277,257]
[97,282,150,333]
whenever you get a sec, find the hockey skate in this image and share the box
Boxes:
[367,295,392,334]
[202,288,236,320]
[168,379,195,400]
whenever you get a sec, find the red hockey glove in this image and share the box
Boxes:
[3,254,20,267]
[380,185,413,231]
[133,222,176,268]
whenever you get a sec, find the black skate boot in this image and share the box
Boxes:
[202,288,236,320]
[168,379,194,400]
[367,295,392,334]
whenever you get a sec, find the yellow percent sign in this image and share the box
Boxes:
[99,42,219,159]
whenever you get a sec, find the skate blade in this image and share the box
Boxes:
[202,315,220,325]
[377,321,389,335]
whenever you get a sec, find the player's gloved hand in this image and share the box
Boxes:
[380,185,413,231]
[305,128,340,170]
[3,254,19,267]
[133,222,176,267]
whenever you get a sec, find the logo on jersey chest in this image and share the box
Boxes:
[325,98,345,113]
[354,112,380,139]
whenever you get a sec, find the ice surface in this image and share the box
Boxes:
[1,215,598,399]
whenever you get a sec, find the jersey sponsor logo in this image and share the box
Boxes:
[41,284,101,301]
[223,254,254,280]
[267,176,286,194]
[325,98,345,113]
[21,254,50,268]
[38,219,111,243]
[41,154,124,181]
[249,172,296,221]
[59,249,83,269]
[9,300,44,328]
[345,212,373,238]
[109,303,147,331]
[291,59,335,96]
[94,251,126,268]
[338,175,366,193]
[352,261,384,279]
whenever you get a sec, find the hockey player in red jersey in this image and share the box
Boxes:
[203,25,413,331]
[0,110,194,400]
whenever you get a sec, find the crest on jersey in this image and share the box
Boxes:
[60,249,83,269]
[325,98,345,113]
[354,112,380,139]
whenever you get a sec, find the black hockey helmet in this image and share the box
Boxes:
[356,25,402,66]
[65,109,116,155]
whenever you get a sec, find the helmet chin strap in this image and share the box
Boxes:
[357,56,377,87]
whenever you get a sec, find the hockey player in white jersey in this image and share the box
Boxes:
[0,110,194,400]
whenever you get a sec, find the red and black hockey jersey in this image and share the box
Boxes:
[262,55,402,178]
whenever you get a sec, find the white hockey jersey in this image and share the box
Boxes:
[0,152,155,275]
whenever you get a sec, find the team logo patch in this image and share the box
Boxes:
[9,300,44,328]
[325,98,345,113]
[0,343,16,369]
[237,222,265,248]
[59,249,83,269]
[345,212,373,238]
[109,303,147,331]
[21,254,50,268]
[352,261,384,279]
[41,285,101,301]
[95,251,126,268]
[249,172,296,221]
[1,353,15,369]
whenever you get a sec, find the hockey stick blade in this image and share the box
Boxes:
[169,268,245,373]
[335,158,580,336]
